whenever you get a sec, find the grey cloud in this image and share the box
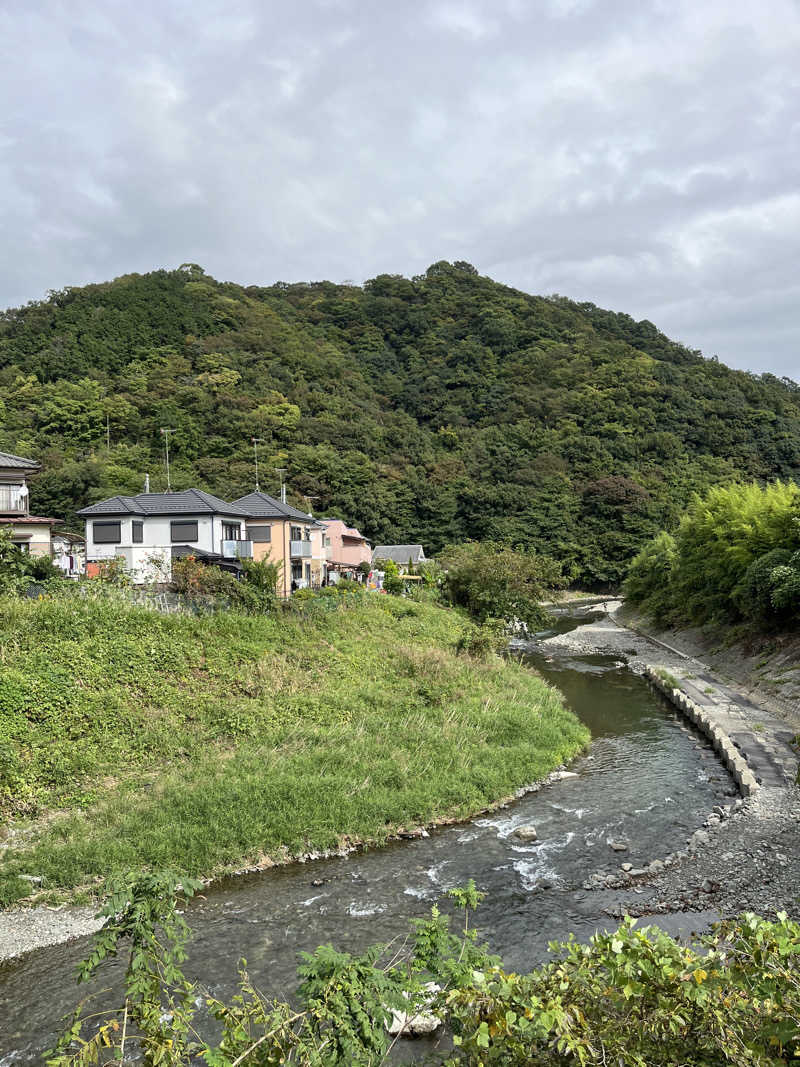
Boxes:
[1,0,798,379]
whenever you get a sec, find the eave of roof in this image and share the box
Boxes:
[0,515,62,525]
[0,451,41,470]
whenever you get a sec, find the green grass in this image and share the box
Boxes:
[0,592,588,905]
[654,667,681,689]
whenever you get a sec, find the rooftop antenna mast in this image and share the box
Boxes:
[251,437,264,491]
[274,467,288,504]
[160,427,175,493]
[303,494,319,516]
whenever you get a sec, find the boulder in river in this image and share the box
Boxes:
[609,840,628,852]
[514,825,539,842]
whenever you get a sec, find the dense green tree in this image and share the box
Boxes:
[2,263,800,584]
[624,480,800,630]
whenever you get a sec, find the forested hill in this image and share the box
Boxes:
[2,261,799,585]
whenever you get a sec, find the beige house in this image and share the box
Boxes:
[232,491,327,597]
[0,451,61,555]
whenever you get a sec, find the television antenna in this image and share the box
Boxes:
[251,437,264,491]
[274,467,288,503]
[160,428,175,492]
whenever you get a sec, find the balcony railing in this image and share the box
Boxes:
[0,487,26,514]
[290,540,312,558]
[222,539,254,559]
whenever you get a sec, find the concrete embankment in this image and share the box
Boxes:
[643,666,791,796]
[543,602,799,920]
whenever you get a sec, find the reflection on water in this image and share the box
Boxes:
[0,616,732,1061]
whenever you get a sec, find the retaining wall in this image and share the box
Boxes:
[644,665,759,798]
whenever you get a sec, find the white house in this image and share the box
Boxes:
[0,450,62,555]
[78,489,252,583]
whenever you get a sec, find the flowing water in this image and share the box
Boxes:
[0,611,731,1061]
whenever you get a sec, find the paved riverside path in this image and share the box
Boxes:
[545,601,798,792]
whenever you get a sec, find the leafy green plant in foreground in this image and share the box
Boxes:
[447,912,800,1065]
[47,874,494,1066]
[47,873,800,1066]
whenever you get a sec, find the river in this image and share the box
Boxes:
[0,609,731,1062]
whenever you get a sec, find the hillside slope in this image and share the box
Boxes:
[2,261,799,584]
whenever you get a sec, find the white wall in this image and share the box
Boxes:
[85,513,244,583]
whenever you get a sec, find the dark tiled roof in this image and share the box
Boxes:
[77,489,249,518]
[233,491,321,524]
[0,451,40,470]
[372,544,426,564]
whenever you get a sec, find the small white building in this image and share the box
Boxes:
[78,489,252,583]
[372,544,427,573]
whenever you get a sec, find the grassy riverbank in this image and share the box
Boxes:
[0,592,588,905]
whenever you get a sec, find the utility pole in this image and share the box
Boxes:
[303,494,319,516]
[274,467,288,504]
[160,428,175,493]
[106,412,111,451]
[251,437,264,491]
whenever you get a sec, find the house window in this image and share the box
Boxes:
[290,525,302,541]
[93,521,121,544]
[247,525,272,543]
[222,522,241,541]
[12,541,30,554]
[170,520,198,542]
[132,521,144,544]
[291,561,303,580]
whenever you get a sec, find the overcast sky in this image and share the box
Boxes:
[2,0,799,379]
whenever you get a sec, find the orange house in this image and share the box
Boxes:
[232,491,326,597]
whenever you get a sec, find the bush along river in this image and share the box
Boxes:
[0,609,743,1062]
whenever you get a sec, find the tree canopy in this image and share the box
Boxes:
[2,262,799,586]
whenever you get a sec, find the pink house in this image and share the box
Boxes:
[322,518,372,579]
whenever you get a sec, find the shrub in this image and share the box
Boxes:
[170,556,277,614]
[439,541,563,630]
[456,618,506,658]
[0,528,63,593]
[381,558,405,595]
[447,912,800,1065]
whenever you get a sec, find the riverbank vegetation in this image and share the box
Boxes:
[0,590,587,906]
[440,540,564,630]
[624,480,800,631]
[3,263,800,587]
[49,872,800,1065]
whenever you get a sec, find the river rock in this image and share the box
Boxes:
[609,840,628,852]
[553,770,579,780]
[514,825,538,842]
[621,862,633,872]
